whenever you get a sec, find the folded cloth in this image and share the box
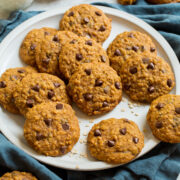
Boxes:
[0,1,180,180]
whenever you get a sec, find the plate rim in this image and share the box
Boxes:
[0,5,179,171]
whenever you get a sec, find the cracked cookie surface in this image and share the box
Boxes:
[107,31,156,75]
[24,102,80,156]
[59,4,111,43]
[35,31,78,75]
[13,73,70,115]
[19,27,58,66]
[59,36,109,80]
[87,118,144,164]
[147,94,180,143]
[120,53,175,103]
[67,63,122,115]
[0,66,37,114]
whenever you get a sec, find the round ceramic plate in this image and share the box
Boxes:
[0,5,179,171]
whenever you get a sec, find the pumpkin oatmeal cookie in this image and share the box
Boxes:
[24,102,80,156]
[88,118,144,164]
[147,94,180,143]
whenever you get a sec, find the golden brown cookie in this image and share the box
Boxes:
[59,4,111,43]
[24,102,80,156]
[59,36,109,80]
[19,27,58,66]
[118,0,136,5]
[0,171,37,180]
[146,0,180,4]
[120,53,175,103]
[35,31,78,75]
[13,73,70,116]
[147,94,180,143]
[88,118,144,164]
[107,31,156,75]
[0,66,37,114]
[67,63,122,115]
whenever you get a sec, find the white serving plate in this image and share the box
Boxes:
[0,5,179,171]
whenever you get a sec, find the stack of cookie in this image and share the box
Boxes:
[0,4,178,166]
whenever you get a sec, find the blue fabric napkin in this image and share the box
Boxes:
[0,1,180,180]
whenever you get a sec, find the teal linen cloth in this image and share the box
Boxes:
[0,1,180,179]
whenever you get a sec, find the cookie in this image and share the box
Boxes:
[35,31,78,75]
[67,63,122,115]
[107,31,156,75]
[118,0,136,5]
[0,171,37,180]
[59,4,111,43]
[59,36,109,80]
[146,0,180,4]
[120,53,175,103]
[0,66,37,114]
[147,94,180,143]
[87,118,144,164]
[19,27,58,66]
[24,102,80,156]
[13,73,70,115]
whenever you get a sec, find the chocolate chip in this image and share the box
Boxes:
[148,86,155,93]
[129,67,137,74]
[95,11,102,16]
[133,137,139,144]
[142,57,150,64]
[175,107,180,114]
[48,90,55,99]
[26,99,34,108]
[156,122,163,129]
[115,82,121,89]
[56,103,63,110]
[84,69,91,75]
[128,33,134,38]
[54,82,61,88]
[94,129,101,136]
[167,79,172,87]
[120,128,127,135]
[68,11,74,17]
[62,123,69,130]
[132,46,139,52]
[114,49,121,56]
[124,119,130,123]
[102,101,108,107]
[108,140,115,147]
[147,63,155,70]
[86,40,92,46]
[53,35,59,42]
[17,69,25,73]
[83,17,89,24]
[44,119,52,127]
[124,84,130,90]
[32,84,40,92]
[95,79,103,86]
[42,58,50,65]
[100,55,106,63]
[150,47,156,52]
[76,53,83,61]
[99,25,106,32]
[36,133,45,141]
[44,31,50,36]
[156,103,164,110]
[30,44,36,50]
[141,46,145,52]
[83,93,93,101]
[104,86,109,94]
[60,146,67,154]
[70,39,76,44]
[0,81,6,88]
